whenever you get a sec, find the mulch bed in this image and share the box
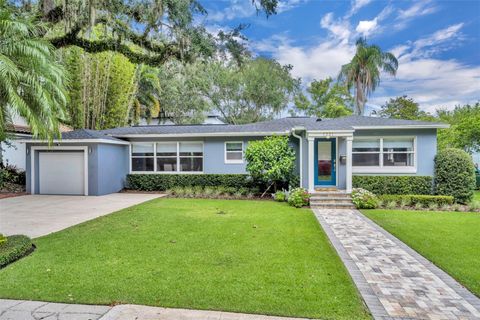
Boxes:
[0,192,28,200]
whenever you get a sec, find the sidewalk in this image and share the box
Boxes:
[0,299,309,320]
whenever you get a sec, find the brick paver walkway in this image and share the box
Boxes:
[314,208,480,320]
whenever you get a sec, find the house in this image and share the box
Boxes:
[21,115,448,196]
[1,115,72,171]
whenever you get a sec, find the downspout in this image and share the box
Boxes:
[291,127,305,188]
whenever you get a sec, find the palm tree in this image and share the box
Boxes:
[0,3,67,141]
[339,38,398,115]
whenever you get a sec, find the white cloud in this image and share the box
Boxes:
[356,19,378,36]
[320,13,352,43]
[346,0,373,17]
[208,1,257,22]
[394,0,438,30]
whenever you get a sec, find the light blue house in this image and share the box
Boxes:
[21,115,448,195]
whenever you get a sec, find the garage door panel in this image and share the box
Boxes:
[39,152,85,195]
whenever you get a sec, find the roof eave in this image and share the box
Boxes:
[18,139,130,145]
[110,131,290,138]
[352,124,450,129]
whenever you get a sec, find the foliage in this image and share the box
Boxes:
[0,2,67,141]
[287,187,310,208]
[293,77,353,118]
[245,136,296,193]
[204,58,300,124]
[434,148,476,203]
[436,103,480,153]
[0,165,25,188]
[0,235,33,269]
[167,186,258,199]
[377,195,454,207]
[351,188,378,209]
[154,60,210,124]
[61,47,137,129]
[10,0,278,66]
[338,38,398,115]
[0,234,6,246]
[126,174,253,191]
[274,190,287,202]
[352,175,433,195]
[374,96,432,120]
[130,65,161,125]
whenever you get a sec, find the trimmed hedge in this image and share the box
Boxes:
[126,174,254,191]
[434,148,476,203]
[378,194,454,207]
[352,175,433,195]
[0,235,34,269]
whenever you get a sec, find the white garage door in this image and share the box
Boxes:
[39,152,86,195]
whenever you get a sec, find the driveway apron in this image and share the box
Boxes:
[314,208,480,320]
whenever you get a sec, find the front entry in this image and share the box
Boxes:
[314,138,336,186]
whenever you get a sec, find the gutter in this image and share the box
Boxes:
[291,126,306,188]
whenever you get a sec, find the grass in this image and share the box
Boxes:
[363,209,480,297]
[0,198,370,319]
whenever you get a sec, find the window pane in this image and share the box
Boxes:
[157,158,177,172]
[226,152,243,160]
[226,142,242,152]
[383,153,414,166]
[132,143,154,156]
[179,142,203,156]
[383,138,414,152]
[353,153,380,166]
[132,158,154,171]
[353,139,380,152]
[157,143,177,157]
[180,157,203,172]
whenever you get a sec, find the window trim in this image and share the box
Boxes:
[352,136,417,174]
[130,141,204,174]
[224,141,244,164]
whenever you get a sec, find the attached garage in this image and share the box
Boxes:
[32,147,88,196]
[38,151,87,195]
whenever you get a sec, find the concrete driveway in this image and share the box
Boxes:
[0,193,163,238]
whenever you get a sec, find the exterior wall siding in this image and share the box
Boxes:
[26,142,128,196]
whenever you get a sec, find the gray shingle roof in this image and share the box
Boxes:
[100,115,447,136]
[60,129,125,141]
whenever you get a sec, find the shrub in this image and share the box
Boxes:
[0,235,33,268]
[434,148,476,203]
[274,191,287,202]
[245,135,296,194]
[352,176,433,195]
[287,188,309,208]
[351,188,378,209]
[0,234,6,246]
[0,165,26,188]
[127,174,253,191]
[377,195,454,207]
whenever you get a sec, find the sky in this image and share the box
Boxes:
[200,0,480,114]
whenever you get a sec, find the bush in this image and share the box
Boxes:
[245,136,296,193]
[434,148,476,203]
[287,188,309,208]
[351,188,378,209]
[166,186,259,199]
[0,165,26,188]
[127,174,253,191]
[0,235,33,269]
[352,176,433,195]
[0,234,6,246]
[378,195,454,207]
[274,191,287,202]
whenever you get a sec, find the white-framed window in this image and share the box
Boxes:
[131,142,203,173]
[225,141,244,164]
[131,143,155,172]
[352,137,416,173]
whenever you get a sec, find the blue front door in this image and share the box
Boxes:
[314,138,336,186]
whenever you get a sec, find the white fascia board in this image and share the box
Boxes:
[113,131,290,138]
[352,124,450,129]
[18,139,130,145]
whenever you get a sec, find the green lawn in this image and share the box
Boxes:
[363,209,480,296]
[0,199,370,319]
